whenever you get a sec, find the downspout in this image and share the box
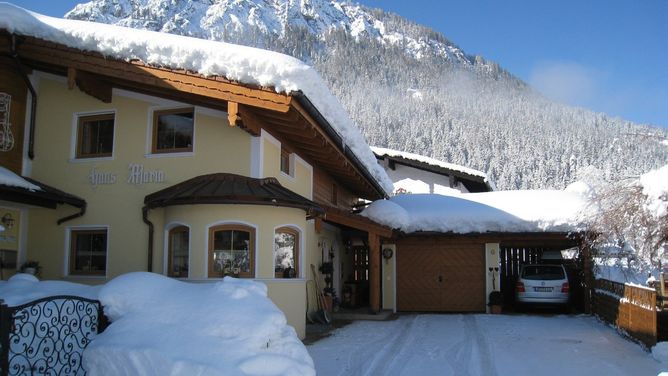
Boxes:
[142,206,154,272]
[8,34,37,160]
[57,204,87,225]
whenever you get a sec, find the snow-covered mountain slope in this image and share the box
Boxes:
[66,0,504,77]
[66,0,668,190]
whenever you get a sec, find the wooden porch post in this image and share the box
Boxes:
[369,232,381,313]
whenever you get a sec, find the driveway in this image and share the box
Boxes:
[307,314,664,376]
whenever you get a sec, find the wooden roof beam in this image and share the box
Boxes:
[67,67,112,103]
[15,37,292,112]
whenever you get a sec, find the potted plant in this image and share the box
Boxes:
[487,291,503,314]
[20,260,41,277]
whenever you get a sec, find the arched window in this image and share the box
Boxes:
[209,224,255,278]
[167,226,189,278]
[274,227,299,278]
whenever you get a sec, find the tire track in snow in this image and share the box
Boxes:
[469,315,498,376]
[341,315,419,376]
[440,315,497,376]
[363,315,423,375]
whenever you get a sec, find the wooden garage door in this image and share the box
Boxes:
[397,238,485,312]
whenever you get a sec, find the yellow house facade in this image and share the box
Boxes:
[0,14,393,339]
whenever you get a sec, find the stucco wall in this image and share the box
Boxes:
[21,73,318,338]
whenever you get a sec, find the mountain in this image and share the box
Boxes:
[65,0,668,190]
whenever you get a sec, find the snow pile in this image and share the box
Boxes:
[362,188,587,233]
[653,342,668,363]
[85,273,314,376]
[0,165,41,191]
[639,164,668,218]
[0,272,313,375]
[0,3,393,195]
[0,273,100,305]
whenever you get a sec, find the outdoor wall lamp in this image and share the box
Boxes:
[1,213,14,230]
[382,248,393,260]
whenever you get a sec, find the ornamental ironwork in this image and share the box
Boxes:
[0,296,107,376]
[0,93,13,152]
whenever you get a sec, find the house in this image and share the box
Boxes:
[0,4,395,338]
[372,146,494,195]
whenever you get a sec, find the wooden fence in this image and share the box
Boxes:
[592,279,657,348]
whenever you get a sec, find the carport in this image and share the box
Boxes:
[361,189,589,314]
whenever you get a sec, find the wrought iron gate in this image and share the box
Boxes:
[0,296,107,376]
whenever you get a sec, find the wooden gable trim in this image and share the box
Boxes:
[323,205,393,239]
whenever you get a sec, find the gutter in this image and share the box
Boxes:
[292,92,388,200]
[57,204,86,225]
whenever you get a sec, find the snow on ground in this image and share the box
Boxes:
[308,314,664,376]
[0,272,314,376]
[0,165,42,191]
[361,185,587,234]
[0,3,393,195]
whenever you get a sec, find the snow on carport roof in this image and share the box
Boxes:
[361,185,589,234]
[0,3,393,195]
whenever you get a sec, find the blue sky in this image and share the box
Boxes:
[10,0,668,128]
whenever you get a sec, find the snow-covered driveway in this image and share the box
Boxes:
[308,314,663,376]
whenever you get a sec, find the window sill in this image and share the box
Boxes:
[145,151,194,159]
[62,275,107,282]
[279,171,295,180]
[69,156,114,163]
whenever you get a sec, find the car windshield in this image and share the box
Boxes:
[521,265,565,280]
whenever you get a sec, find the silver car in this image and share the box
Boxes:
[516,264,569,304]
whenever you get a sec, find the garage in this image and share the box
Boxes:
[396,237,486,312]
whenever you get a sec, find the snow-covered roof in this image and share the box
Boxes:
[361,186,588,234]
[371,146,493,188]
[0,272,315,375]
[0,3,393,195]
[0,165,41,191]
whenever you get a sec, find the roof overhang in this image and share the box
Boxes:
[0,31,386,201]
[322,205,393,238]
[0,177,85,209]
[144,173,325,219]
[375,152,492,193]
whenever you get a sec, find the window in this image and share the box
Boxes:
[280,147,292,176]
[70,229,107,276]
[76,113,114,158]
[209,225,255,278]
[168,226,189,278]
[274,227,299,278]
[152,108,194,154]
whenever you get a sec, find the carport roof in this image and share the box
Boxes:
[361,188,589,234]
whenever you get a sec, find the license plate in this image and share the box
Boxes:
[534,287,553,292]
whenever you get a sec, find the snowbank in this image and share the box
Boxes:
[0,272,314,375]
[0,3,393,195]
[85,273,313,376]
[0,165,41,191]
[361,188,587,233]
[0,273,100,305]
